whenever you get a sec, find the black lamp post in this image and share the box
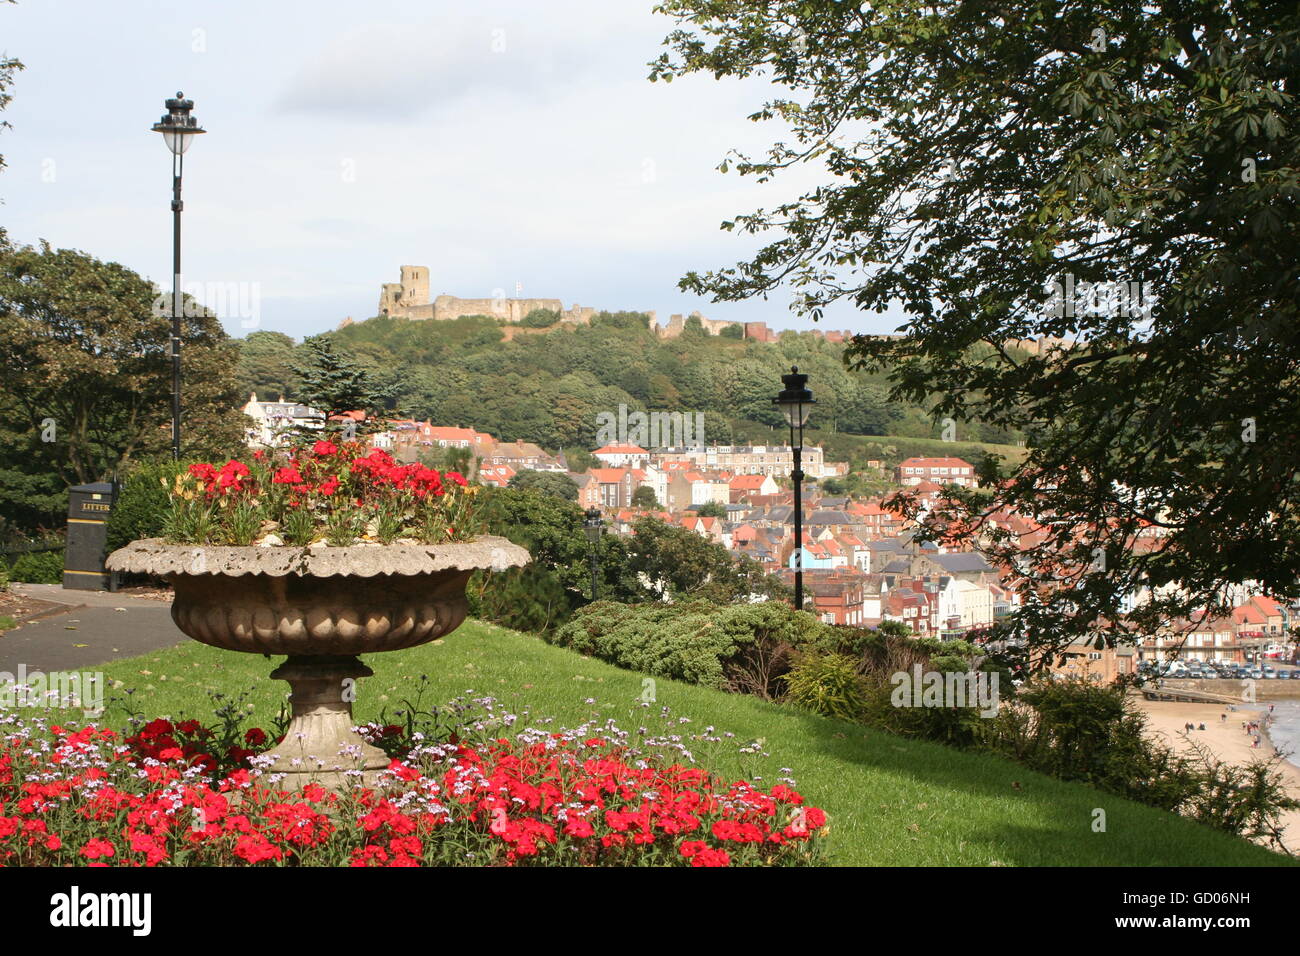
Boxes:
[151,92,205,461]
[774,366,815,611]
[584,507,604,601]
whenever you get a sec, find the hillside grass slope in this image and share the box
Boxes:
[95,621,1292,866]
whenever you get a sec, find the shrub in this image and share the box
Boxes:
[8,550,63,584]
[466,564,575,635]
[105,459,188,552]
[1009,677,1127,782]
[549,600,825,698]
[519,308,560,328]
[784,650,868,722]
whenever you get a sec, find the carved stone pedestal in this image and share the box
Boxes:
[258,655,389,791]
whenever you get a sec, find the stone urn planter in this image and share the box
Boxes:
[105,536,529,791]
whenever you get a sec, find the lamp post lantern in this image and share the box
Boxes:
[774,366,815,611]
[584,507,604,601]
[151,91,205,461]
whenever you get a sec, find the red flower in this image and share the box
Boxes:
[140,718,174,738]
[243,727,268,747]
[216,460,252,495]
[188,463,217,484]
[312,440,338,457]
[80,838,116,860]
[234,833,282,864]
[273,466,305,486]
[691,847,731,867]
[318,477,341,496]
[563,816,594,838]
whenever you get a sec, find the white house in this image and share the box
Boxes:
[593,443,651,469]
[243,393,325,448]
[939,578,995,633]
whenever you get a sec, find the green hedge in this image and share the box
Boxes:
[8,550,64,584]
[106,460,190,552]
[549,600,826,698]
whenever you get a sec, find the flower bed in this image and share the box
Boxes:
[165,440,478,547]
[0,699,827,867]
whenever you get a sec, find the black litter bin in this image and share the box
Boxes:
[64,481,116,590]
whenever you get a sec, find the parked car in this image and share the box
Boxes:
[1248,668,1265,680]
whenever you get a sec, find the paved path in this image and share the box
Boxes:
[0,584,185,673]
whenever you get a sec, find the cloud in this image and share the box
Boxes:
[274,13,628,120]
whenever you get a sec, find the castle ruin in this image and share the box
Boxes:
[372,266,861,343]
[377,265,599,325]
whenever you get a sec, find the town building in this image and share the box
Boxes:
[593,443,650,469]
[895,457,978,488]
[242,393,325,448]
[652,444,829,481]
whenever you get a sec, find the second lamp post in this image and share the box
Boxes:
[584,507,604,601]
[774,366,815,611]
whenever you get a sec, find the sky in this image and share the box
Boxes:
[1,0,904,342]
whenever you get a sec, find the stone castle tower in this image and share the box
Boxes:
[377,265,430,316]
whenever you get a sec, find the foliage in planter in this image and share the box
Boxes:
[8,549,63,584]
[161,440,478,547]
[549,599,824,697]
[105,459,189,553]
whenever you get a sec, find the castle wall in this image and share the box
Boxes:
[378,266,842,342]
[429,295,568,322]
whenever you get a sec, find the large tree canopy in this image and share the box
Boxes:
[0,241,246,529]
[652,1,1300,665]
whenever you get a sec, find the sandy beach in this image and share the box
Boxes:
[1132,696,1300,855]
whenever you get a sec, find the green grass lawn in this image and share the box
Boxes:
[816,430,1030,467]
[95,620,1293,867]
